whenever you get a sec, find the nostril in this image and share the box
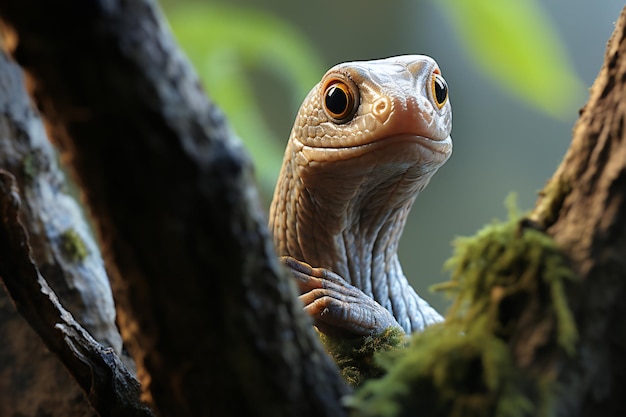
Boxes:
[372,97,392,122]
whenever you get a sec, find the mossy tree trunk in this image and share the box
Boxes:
[0,0,624,416]
[530,8,626,415]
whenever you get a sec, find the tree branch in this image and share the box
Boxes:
[0,47,123,353]
[0,170,153,417]
[0,45,126,416]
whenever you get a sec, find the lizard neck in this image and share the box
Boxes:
[269,139,442,331]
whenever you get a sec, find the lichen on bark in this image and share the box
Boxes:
[59,229,90,262]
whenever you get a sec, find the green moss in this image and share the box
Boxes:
[59,229,89,262]
[320,327,406,387]
[442,202,577,354]
[22,153,38,182]
[348,323,535,417]
[349,200,577,417]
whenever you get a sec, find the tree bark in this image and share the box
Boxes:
[0,49,123,416]
[0,1,349,417]
[530,7,626,416]
[0,168,154,417]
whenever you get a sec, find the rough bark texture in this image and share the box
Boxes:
[529,7,626,416]
[0,50,123,416]
[0,170,154,417]
[0,51,122,352]
[0,1,349,417]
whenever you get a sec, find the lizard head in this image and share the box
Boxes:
[289,55,452,176]
[270,55,453,264]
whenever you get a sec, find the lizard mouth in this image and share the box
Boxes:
[299,133,452,164]
[392,133,452,154]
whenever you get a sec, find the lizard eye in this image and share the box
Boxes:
[431,72,448,109]
[323,78,359,123]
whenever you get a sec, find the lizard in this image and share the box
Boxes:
[269,55,452,337]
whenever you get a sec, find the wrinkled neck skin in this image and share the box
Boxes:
[270,135,447,332]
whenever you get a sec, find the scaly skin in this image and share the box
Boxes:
[269,55,452,336]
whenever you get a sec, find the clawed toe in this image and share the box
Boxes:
[281,256,403,336]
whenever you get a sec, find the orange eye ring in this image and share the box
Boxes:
[322,78,359,123]
[431,72,448,109]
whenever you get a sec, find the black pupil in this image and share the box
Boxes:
[434,76,448,105]
[325,85,348,116]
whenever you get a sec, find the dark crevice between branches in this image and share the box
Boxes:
[0,170,154,417]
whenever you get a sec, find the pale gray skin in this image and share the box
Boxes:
[269,55,453,336]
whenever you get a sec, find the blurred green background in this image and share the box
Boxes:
[160,0,622,312]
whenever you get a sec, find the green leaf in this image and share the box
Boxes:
[435,0,585,118]
[164,3,324,193]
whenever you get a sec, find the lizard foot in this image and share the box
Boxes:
[281,256,402,337]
